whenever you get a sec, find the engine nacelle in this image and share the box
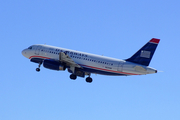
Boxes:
[43,59,66,71]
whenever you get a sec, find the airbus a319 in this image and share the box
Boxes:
[22,38,160,83]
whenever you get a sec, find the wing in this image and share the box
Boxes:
[59,52,81,68]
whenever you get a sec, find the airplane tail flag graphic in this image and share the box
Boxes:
[126,38,160,66]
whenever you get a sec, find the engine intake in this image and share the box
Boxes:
[43,59,66,71]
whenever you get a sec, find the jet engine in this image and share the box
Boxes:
[43,59,66,71]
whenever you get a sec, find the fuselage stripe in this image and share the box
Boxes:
[79,64,138,75]
[29,55,139,76]
[29,56,50,59]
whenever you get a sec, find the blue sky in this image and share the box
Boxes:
[0,0,180,120]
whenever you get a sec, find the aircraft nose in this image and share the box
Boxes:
[22,49,28,58]
[22,49,25,56]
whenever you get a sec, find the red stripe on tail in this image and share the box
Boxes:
[149,38,160,44]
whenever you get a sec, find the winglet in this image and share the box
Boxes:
[149,38,160,44]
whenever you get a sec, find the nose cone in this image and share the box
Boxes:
[22,49,28,58]
[22,49,25,56]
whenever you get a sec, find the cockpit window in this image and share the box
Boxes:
[28,46,32,49]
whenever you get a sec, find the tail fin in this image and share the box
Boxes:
[126,38,160,66]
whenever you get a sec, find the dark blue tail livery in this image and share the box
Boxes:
[126,38,160,66]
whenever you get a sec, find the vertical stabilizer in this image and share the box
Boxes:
[126,38,160,66]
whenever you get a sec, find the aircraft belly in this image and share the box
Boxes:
[81,66,126,76]
[79,64,126,76]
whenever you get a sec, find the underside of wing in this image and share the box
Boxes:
[59,52,81,68]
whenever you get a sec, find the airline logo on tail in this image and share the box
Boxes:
[126,38,160,66]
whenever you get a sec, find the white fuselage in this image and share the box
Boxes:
[22,44,157,76]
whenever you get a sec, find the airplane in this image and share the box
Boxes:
[22,38,160,83]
